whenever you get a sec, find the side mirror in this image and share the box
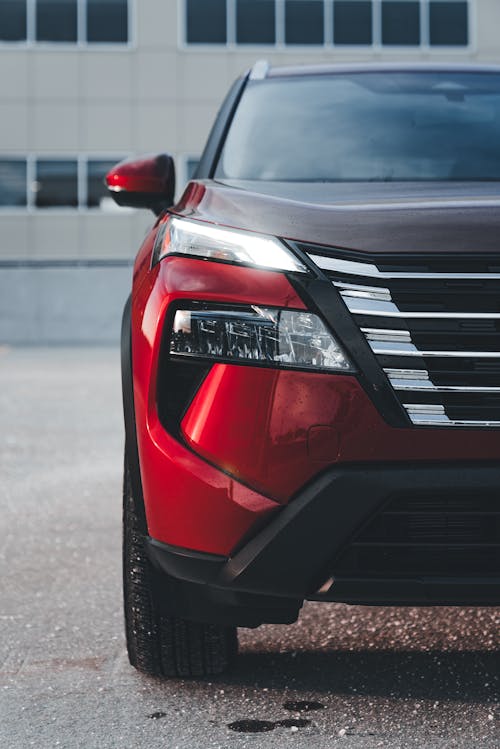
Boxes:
[106,153,176,215]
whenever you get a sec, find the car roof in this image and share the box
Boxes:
[249,60,500,80]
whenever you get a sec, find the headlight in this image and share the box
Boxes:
[170,306,353,372]
[154,216,307,273]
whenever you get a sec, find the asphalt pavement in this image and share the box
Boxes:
[1,346,498,748]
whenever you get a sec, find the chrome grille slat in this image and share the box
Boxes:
[310,254,500,280]
[383,368,429,380]
[308,250,500,428]
[385,368,500,393]
[370,343,500,358]
[343,295,500,319]
[333,281,392,301]
[405,405,500,427]
[362,328,412,343]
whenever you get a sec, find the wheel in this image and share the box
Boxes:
[122,452,238,677]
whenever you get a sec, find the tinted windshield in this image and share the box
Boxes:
[216,72,500,182]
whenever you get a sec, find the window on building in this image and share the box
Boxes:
[0,156,128,210]
[185,157,200,181]
[36,0,77,43]
[0,160,27,207]
[430,1,468,46]
[334,1,372,45]
[35,159,78,208]
[236,0,276,44]
[87,0,128,43]
[186,0,227,44]
[382,1,420,45]
[0,0,129,44]
[183,0,470,48]
[86,159,118,208]
[0,0,27,41]
[285,0,324,45]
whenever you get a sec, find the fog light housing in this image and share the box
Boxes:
[169,306,353,372]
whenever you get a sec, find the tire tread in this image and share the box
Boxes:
[122,455,237,678]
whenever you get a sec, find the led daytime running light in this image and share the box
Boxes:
[157,217,307,273]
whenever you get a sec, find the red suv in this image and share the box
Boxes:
[107,63,500,678]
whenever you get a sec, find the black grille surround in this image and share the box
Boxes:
[304,248,500,428]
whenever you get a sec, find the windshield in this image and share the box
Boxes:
[216,72,500,182]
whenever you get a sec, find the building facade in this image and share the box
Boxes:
[0,0,499,341]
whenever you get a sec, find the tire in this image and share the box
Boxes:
[122,453,238,677]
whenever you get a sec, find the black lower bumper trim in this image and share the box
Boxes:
[147,461,500,625]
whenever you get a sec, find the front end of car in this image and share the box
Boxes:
[111,64,500,676]
[127,211,500,627]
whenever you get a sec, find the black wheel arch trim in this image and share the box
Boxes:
[121,294,147,530]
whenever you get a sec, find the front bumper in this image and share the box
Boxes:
[147,461,500,626]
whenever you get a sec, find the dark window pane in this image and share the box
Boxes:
[430,1,468,46]
[186,158,200,180]
[35,160,78,208]
[0,159,26,207]
[186,0,226,43]
[87,159,120,208]
[36,0,77,42]
[382,1,420,45]
[236,0,275,44]
[334,1,372,45]
[0,0,26,41]
[285,0,324,45]
[87,0,128,43]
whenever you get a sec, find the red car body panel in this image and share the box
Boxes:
[181,365,500,505]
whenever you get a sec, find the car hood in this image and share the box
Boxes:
[174,180,500,254]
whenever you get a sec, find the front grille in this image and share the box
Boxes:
[332,492,500,578]
[307,250,500,427]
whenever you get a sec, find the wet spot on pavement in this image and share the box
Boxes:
[228,716,312,733]
[276,718,311,728]
[228,720,276,733]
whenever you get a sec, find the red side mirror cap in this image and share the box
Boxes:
[106,154,176,215]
